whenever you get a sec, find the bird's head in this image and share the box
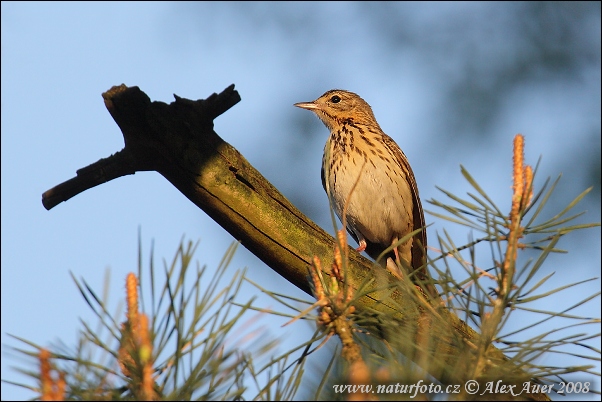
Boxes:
[294,89,379,131]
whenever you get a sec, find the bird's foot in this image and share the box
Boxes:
[356,239,367,252]
[386,257,404,280]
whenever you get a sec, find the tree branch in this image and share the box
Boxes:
[42,84,549,401]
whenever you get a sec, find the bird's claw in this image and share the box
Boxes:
[356,239,367,252]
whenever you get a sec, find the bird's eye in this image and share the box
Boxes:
[330,95,341,103]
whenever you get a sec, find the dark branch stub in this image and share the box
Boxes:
[41,84,240,210]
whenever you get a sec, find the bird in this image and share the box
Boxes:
[294,89,438,300]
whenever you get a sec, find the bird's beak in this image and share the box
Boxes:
[294,101,319,110]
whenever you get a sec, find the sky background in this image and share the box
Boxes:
[2,2,600,400]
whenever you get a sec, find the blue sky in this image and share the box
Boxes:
[2,2,600,400]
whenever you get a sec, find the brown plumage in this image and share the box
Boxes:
[295,89,438,300]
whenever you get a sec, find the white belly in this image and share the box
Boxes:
[324,147,414,246]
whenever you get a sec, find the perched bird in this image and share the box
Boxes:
[295,90,438,300]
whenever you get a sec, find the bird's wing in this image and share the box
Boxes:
[381,135,438,299]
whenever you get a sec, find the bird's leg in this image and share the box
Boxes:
[356,238,367,252]
[392,237,401,266]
